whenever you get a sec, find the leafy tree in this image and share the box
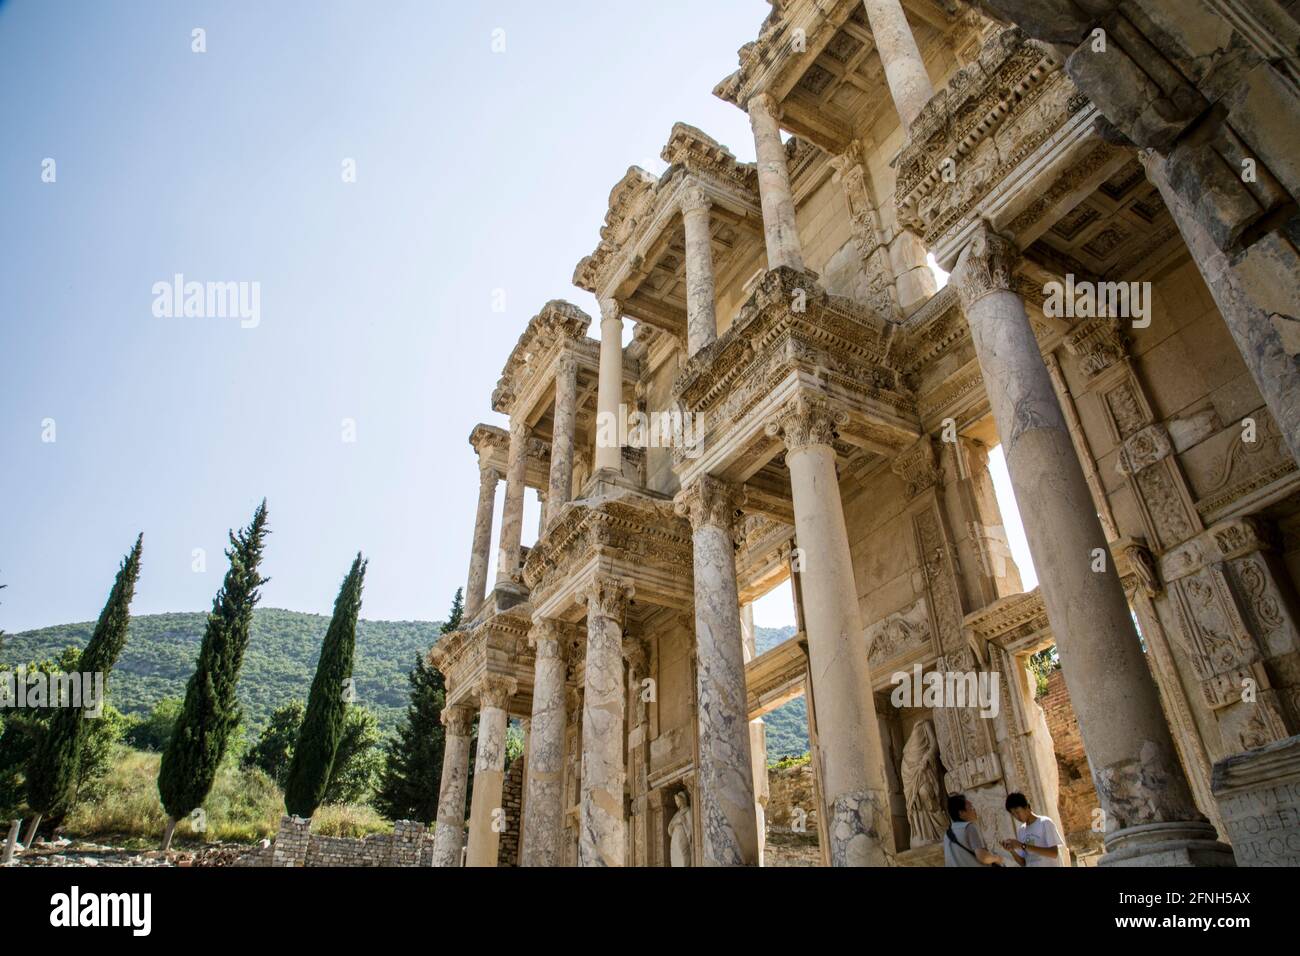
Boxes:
[157,501,269,849]
[373,589,463,823]
[24,535,142,842]
[324,707,383,805]
[125,696,183,752]
[283,554,366,818]
[243,701,304,786]
[0,650,126,823]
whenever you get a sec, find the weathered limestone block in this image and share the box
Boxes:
[1212,735,1300,866]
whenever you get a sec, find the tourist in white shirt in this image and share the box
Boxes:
[1001,791,1063,866]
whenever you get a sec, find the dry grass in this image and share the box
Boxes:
[61,747,388,847]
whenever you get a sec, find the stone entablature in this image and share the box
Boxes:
[895,27,1131,268]
[469,423,551,489]
[670,267,919,485]
[430,609,537,717]
[523,491,693,619]
[491,300,596,420]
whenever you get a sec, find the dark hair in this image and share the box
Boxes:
[1005,792,1030,811]
[947,793,968,821]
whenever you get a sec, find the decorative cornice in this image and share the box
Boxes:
[492,300,593,415]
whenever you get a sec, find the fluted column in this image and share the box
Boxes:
[430,705,474,867]
[951,220,1231,867]
[675,476,759,866]
[740,602,770,865]
[465,676,516,867]
[546,352,579,529]
[747,93,805,271]
[594,299,624,475]
[496,421,528,583]
[466,465,500,615]
[766,397,893,866]
[681,186,719,356]
[522,618,568,866]
[578,574,633,866]
[861,0,935,131]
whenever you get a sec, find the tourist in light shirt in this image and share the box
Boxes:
[1001,791,1063,866]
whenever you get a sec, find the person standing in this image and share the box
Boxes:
[1001,792,1063,867]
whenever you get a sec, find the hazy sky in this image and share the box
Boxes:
[0,0,1035,634]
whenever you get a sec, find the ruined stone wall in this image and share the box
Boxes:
[238,816,436,867]
[496,756,524,867]
[1037,669,1102,859]
[763,762,822,867]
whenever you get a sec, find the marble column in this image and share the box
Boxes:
[537,491,548,541]
[594,299,624,475]
[951,220,1231,867]
[747,93,805,272]
[496,420,528,583]
[766,397,893,866]
[1141,151,1300,464]
[522,618,568,867]
[465,676,516,867]
[465,465,500,615]
[675,477,760,866]
[740,602,770,866]
[860,0,935,131]
[431,705,474,867]
[681,185,719,356]
[578,574,633,866]
[546,352,579,529]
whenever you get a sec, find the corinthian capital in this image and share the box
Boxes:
[747,91,782,121]
[951,220,1019,311]
[582,574,633,621]
[441,704,474,737]
[529,617,566,660]
[680,184,712,216]
[764,395,846,454]
[474,675,517,710]
[674,475,740,533]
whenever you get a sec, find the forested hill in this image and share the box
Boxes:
[2,609,440,735]
[4,613,811,757]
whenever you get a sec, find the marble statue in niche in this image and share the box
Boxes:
[900,720,949,847]
[667,791,693,867]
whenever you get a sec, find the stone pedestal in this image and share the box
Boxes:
[951,221,1232,868]
[578,575,633,866]
[466,678,516,867]
[676,477,760,866]
[747,93,805,271]
[431,705,473,867]
[522,619,568,866]
[1212,735,1300,866]
[767,397,894,866]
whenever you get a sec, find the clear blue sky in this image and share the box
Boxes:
[1,0,1035,634]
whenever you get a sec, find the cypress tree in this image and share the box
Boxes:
[373,588,462,823]
[24,534,142,844]
[283,553,366,818]
[157,501,269,849]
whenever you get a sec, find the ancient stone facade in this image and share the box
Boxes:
[431,0,1300,867]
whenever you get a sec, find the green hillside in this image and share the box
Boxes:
[4,613,811,760]
[2,609,440,736]
[753,625,809,760]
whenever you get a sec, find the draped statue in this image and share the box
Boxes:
[900,720,949,847]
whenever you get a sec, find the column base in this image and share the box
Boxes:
[1098,821,1236,867]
